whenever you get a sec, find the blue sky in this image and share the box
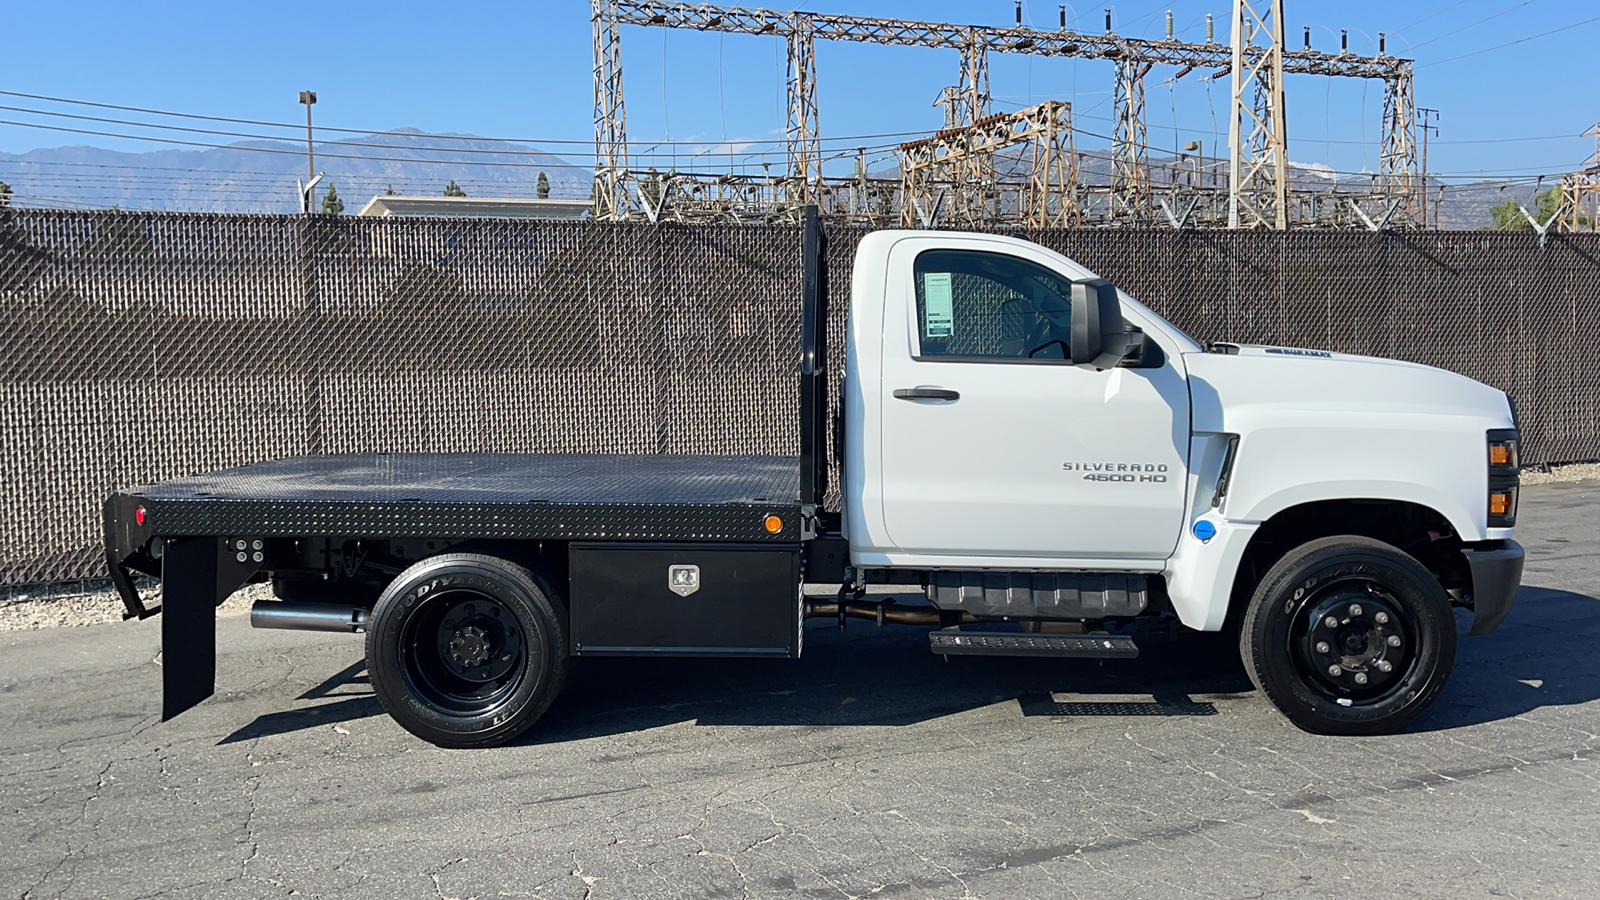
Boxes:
[2,0,1597,185]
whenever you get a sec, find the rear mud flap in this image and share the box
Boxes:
[161,537,259,720]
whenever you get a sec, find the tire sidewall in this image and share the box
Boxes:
[1244,538,1457,735]
[366,554,567,748]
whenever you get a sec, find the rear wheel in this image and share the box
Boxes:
[366,552,568,748]
[1240,535,1456,735]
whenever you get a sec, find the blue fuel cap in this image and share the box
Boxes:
[1193,520,1217,542]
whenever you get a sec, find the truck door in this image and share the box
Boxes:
[876,237,1190,562]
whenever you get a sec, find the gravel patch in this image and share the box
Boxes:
[1521,462,1600,484]
[0,580,268,631]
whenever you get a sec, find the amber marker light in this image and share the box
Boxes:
[1489,443,1513,467]
[764,514,783,534]
[1489,492,1513,516]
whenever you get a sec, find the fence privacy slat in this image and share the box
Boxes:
[1,208,1595,585]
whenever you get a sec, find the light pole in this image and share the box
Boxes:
[298,91,320,214]
[299,91,317,182]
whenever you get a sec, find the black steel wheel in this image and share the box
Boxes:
[1240,535,1456,735]
[366,552,568,748]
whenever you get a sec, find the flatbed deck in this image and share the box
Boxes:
[110,453,804,543]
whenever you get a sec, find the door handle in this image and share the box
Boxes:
[893,387,960,402]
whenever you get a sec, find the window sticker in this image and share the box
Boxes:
[922,271,954,337]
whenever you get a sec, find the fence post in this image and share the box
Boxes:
[300,215,324,455]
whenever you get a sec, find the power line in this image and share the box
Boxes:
[1390,0,1474,37]
[1418,12,1600,67]
[0,117,918,174]
[0,88,953,150]
[0,103,818,161]
[0,118,878,168]
[1406,0,1540,52]
[0,104,585,160]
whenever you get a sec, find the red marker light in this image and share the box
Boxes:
[135,507,146,526]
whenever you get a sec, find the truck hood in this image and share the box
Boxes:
[1182,344,1514,433]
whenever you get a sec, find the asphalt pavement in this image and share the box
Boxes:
[3,481,1598,899]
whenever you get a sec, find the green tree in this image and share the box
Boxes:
[1484,187,1564,231]
[385,184,396,196]
[0,181,11,207]
[444,180,467,197]
[536,171,550,199]
[320,183,344,216]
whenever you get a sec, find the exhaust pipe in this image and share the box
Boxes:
[251,600,370,633]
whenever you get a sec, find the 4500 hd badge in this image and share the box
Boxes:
[1062,461,1170,483]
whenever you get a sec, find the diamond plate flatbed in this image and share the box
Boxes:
[109,453,804,544]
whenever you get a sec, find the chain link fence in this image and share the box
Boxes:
[3,208,1597,586]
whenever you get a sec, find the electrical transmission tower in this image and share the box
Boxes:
[1228,0,1287,229]
[1559,123,1600,233]
[785,15,820,204]
[899,100,1079,229]
[1378,41,1419,227]
[592,0,630,220]
[591,0,1420,228]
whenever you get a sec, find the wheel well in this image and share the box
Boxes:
[1228,499,1469,627]
[442,540,571,603]
[270,538,571,609]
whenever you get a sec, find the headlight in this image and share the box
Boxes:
[1487,428,1520,528]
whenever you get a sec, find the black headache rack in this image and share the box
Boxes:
[103,207,834,722]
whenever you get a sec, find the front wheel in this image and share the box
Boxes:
[1240,535,1456,735]
[366,552,568,748]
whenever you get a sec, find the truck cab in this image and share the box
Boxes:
[105,216,1524,747]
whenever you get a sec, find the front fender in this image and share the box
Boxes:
[1222,421,1488,540]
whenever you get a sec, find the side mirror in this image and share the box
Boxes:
[1070,277,1136,369]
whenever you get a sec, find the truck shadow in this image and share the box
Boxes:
[218,660,380,744]
[218,586,1600,745]
[529,584,1600,743]
[526,626,1256,744]
[1412,586,1600,732]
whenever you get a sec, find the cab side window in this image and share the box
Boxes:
[913,249,1076,361]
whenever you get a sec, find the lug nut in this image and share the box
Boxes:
[1354,672,1369,685]
[252,551,264,563]
[1328,664,1343,677]
[1375,611,1389,624]
[1315,641,1331,654]
[1325,616,1340,628]
[1387,635,1402,647]
[1377,660,1393,673]
[235,551,248,563]
[1349,604,1363,617]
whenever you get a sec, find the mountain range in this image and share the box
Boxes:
[0,129,590,214]
[0,128,1522,229]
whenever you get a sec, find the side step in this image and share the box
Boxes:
[929,628,1139,659]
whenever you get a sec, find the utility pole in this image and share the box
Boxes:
[299,91,317,184]
[1417,108,1438,228]
[298,91,320,215]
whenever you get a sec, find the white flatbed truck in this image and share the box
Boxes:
[105,209,1524,746]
